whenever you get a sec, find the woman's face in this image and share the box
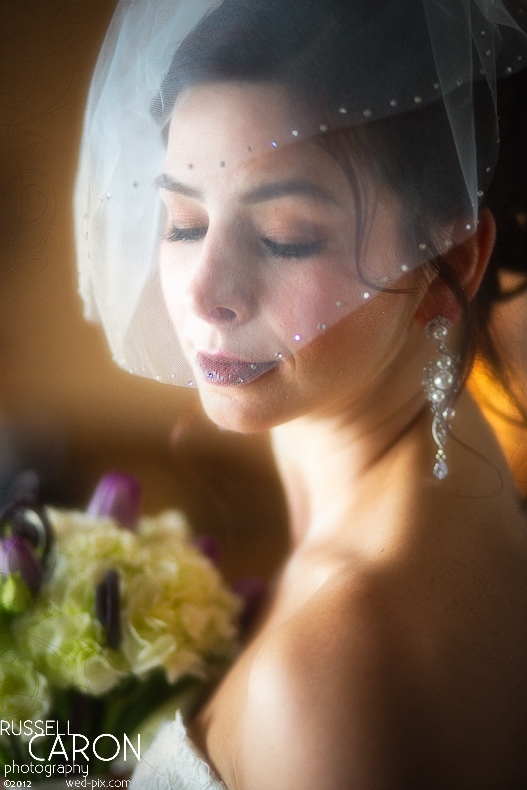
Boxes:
[159,82,422,431]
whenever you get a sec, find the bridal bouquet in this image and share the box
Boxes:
[0,473,241,781]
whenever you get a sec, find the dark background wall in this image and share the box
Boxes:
[0,0,288,583]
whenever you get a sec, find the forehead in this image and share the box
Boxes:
[165,81,363,198]
[169,81,311,153]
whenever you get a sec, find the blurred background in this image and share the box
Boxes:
[0,0,288,584]
[2,0,526,594]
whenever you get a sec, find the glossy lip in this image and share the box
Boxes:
[196,353,279,386]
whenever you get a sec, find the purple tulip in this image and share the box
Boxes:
[193,534,221,567]
[1,535,43,593]
[87,472,142,530]
[0,485,53,565]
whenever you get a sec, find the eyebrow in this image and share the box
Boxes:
[154,174,202,199]
[242,180,341,207]
[155,173,342,207]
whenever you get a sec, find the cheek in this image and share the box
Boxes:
[160,239,379,363]
[159,244,187,335]
[294,296,406,406]
[267,263,365,349]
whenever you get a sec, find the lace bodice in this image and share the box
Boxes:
[129,711,227,790]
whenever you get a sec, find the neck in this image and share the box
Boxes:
[271,386,429,549]
[271,381,517,554]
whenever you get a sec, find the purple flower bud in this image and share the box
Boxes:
[231,577,265,633]
[1,535,43,593]
[193,534,221,567]
[0,499,53,563]
[87,472,142,530]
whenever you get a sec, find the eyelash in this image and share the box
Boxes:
[164,226,323,259]
[165,226,208,243]
[262,238,323,259]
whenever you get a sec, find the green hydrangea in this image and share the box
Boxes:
[0,641,51,726]
[0,573,32,615]
[121,511,240,682]
[16,508,240,697]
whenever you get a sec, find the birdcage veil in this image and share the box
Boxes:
[74,0,527,387]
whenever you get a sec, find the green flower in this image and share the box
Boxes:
[0,641,51,726]
[0,573,32,615]
[18,509,132,695]
[18,507,240,695]
[121,511,240,682]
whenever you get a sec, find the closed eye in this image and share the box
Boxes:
[262,238,324,259]
[165,226,208,243]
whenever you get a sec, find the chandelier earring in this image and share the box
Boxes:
[422,316,460,480]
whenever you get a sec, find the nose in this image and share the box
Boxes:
[185,229,254,325]
[208,306,237,322]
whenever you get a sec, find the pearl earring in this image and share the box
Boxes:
[422,316,459,479]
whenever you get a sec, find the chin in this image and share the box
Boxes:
[197,389,278,433]
[195,371,299,433]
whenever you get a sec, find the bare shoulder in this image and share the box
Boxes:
[233,569,412,790]
[229,552,527,790]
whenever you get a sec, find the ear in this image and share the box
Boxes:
[414,208,497,328]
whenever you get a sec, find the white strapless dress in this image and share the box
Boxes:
[129,711,227,790]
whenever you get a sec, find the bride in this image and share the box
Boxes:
[76,0,527,787]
